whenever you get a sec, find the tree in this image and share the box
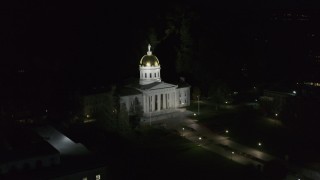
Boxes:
[192,86,201,101]
[117,103,131,135]
[93,88,118,133]
[142,4,198,75]
[163,5,197,75]
[129,97,143,129]
[208,81,230,110]
[147,27,160,49]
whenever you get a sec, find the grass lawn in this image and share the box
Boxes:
[116,127,265,180]
[190,103,292,157]
[188,100,316,163]
[64,121,267,179]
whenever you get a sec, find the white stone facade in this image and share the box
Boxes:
[139,66,161,85]
[120,45,190,120]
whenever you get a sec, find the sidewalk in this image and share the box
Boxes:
[177,118,317,180]
[182,130,264,167]
[184,119,276,162]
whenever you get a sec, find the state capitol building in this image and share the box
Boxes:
[119,45,191,121]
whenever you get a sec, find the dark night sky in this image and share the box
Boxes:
[1,0,320,94]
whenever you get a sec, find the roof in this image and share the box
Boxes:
[117,86,142,96]
[138,82,178,91]
[139,55,160,67]
[35,126,90,157]
[123,80,179,92]
[0,128,59,163]
[138,82,163,90]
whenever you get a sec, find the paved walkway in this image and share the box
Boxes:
[150,110,317,180]
[184,118,276,162]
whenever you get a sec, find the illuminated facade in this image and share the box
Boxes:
[120,45,190,121]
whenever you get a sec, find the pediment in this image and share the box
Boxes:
[137,82,177,91]
[149,82,177,90]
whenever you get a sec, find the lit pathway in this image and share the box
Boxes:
[176,116,316,180]
[145,110,318,179]
[184,118,276,162]
[182,130,263,167]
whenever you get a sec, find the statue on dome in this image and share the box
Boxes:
[148,44,151,52]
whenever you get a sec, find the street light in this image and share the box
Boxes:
[258,142,262,146]
[225,130,229,134]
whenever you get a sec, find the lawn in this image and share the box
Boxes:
[63,120,268,179]
[188,100,313,163]
[190,103,291,157]
[120,127,265,180]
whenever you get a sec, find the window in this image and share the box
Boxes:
[96,174,101,180]
[145,73,147,78]
[154,73,156,77]
[150,73,152,78]
[82,177,88,180]
[158,72,159,77]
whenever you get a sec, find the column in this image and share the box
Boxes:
[163,93,166,109]
[174,91,176,108]
[157,94,161,111]
[163,93,167,109]
[154,94,157,111]
[168,93,170,108]
[143,95,146,113]
[165,93,167,109]
[148,95,151,112]
[169,93,171,109]
[149,95,152,112]
[161,94,164,110]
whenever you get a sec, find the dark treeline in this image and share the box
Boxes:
[1,1,320,123]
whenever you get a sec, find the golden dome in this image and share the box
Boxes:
[139,54,160,67]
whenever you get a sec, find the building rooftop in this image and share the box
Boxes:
[117,86,142,96]
[0,128,59,164]
[35,126,90,157]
